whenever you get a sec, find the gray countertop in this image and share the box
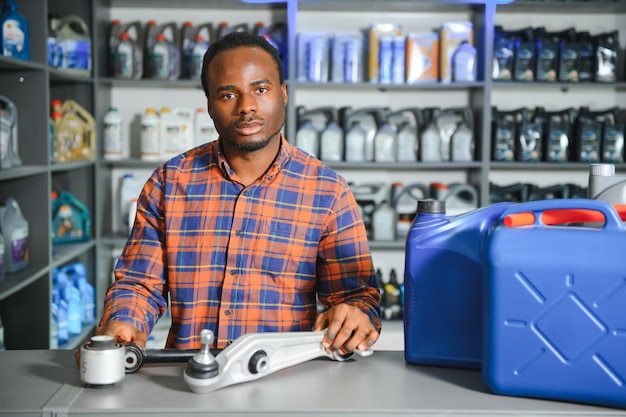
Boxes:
[1,349,625,417]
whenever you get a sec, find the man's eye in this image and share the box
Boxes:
[258,87,268,93]
[223,93,235,99]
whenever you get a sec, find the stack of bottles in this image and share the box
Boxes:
[492,105,626,164]
[297,21,476,84]
[489,181,587,203]
[0,0,29,61]
[49,99,96,164]
[102,106,218,161]
[351,181,479,242]
[107,19,287,80]
[0,94,21,170]
[296,105,475,163]
[493,26,619,82]
[47,14,91,74]
[377,268,404,320]
[51,262,95,348]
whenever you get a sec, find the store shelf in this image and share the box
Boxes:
[0,265,49,302]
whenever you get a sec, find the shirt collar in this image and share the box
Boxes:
[215,135,293,184]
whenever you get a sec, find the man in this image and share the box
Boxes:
[97,31,381,355]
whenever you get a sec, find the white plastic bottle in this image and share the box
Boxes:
[103,106,124,160]
[194,107,217,146]
[140,107,160,161]
[160,107,194,159]
[151,33,170,79]
[0,230,4,278]
[114,31,136,79]
[119,173,137,233]
[372,198,397,241]
[128,197,138,232]
[191,34,209,79]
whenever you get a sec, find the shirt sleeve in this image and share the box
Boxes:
[316,182,382,332]
[99,167,169,336]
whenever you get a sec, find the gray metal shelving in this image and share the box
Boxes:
[2,0,626,349]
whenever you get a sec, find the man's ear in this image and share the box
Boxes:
[282,83,288,106]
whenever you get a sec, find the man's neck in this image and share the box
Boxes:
[223,138,281,187]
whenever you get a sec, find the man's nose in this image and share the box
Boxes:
[238,93,257,114]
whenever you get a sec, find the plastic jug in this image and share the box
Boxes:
[56,16,91,74]
[194,107,217,147]
[0,196,29,273]
[419,108,442,162]
[340,107,381,162]
[145,21,180,80]
[51,191,91,244]
[393,182,429,238]
[430,182,479,216]
[0,0,29,61]
[352,182,388,239]
[109,20,143,78]
[0,231,5,281]
[319,109,343,162]
[0,95,20,169]
[587,163,626,204]
[373,108,398,162]
[484,199,626,409]
[181,22,214,79]
[103,106,124,160]
[57,100,96,161]
[389,108,422,162]
[140,107,160,161]
[404,199,513,369]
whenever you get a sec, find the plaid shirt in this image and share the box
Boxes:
[101,136,382,348]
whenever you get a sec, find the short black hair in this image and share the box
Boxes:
[201,31,285,97]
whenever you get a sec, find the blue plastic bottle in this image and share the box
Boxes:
[52,272,69,346]
[57,270,82,337]
[64,262,94,325]
[0,0,30,61]
[403,199,513,369]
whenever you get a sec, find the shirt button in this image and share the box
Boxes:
[243,190,248,196]
[235,230,241,236]
[226,340,233,345]
[224,310,231,316]
[230,269,237,275]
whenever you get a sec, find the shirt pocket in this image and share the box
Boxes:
[252,218,320,281]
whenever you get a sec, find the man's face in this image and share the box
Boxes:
[206,46,287,153]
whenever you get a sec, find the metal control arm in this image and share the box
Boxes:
[124,344,221,373]
[80,330,373,392]
[183,329,373,394]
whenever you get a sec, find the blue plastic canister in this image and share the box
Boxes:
[403,199,513,369]
[483,198,626,409]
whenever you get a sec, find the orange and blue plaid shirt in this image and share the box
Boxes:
[101,136,381,348]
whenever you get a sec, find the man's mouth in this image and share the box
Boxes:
[235,119,263,136]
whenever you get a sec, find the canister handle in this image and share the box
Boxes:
[500,198,624,230]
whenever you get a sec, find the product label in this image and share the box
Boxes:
[10,227,28,264]
[63,39,91,70]
[0,120,9,164]
[0,240,5,276]
[104,122,122,155]
[141,123,160,156]
[2,19,25,57]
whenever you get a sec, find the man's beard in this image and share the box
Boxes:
[235,135,273,152]
[235,125,283,153]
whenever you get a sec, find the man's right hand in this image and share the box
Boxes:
[75,321,148,367]
[96,320,148,348]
